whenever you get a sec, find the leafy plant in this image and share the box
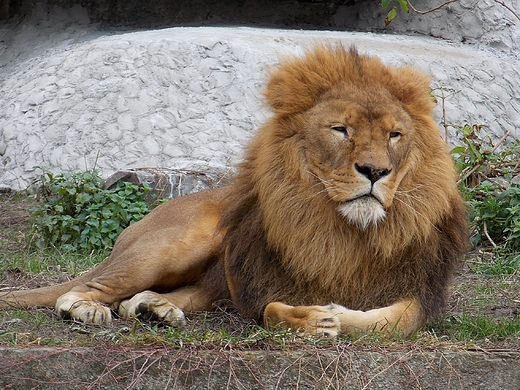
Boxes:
[451,125,520,251]
[30,168,153,253]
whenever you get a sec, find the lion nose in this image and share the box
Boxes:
[355,163,391,184]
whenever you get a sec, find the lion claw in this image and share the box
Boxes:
[56,293,112,326]
[302,303,346,338]
[305,315,341,338]
[119,291,186,327]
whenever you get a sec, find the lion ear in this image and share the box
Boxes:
[264,45,359,115]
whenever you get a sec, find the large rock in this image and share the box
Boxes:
[0,4,518,191]
[104,167,229,200]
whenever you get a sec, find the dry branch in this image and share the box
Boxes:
[407,0,458,15]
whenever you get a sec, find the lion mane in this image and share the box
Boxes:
[208,46,468,326]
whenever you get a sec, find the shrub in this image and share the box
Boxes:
[30,168,153,253]
[451,124,520,251]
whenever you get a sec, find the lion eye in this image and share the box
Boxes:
[389,131,402,140]
[331,125,348,137]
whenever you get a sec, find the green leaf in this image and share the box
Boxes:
[450,146,466,155]
[385,7,398,26]
[397,0,409,12]
[381,0,393,9]
[461,124,474,136]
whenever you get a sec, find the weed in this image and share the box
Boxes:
[468,249,520,276]
[451,125,520,251]
[29,168,154,253]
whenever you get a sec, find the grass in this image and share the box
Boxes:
[1,249,107,277]
[1,191,519,350]
[468,250,520,276]
[431,314,520,343]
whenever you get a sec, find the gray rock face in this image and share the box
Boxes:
[104,167,230,200]
[339,0,520,55]
[0,5,519,191]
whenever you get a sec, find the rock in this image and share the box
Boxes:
[104,167,229,201]
[1,347,519,389]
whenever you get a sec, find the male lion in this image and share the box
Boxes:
[0,46,468,338]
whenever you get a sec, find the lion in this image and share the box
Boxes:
[0,46,468,338]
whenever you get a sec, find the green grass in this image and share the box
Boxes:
[0,247,107,277]
[468,250,520,276]
[430,314,520,343]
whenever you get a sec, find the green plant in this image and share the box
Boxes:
[451,125,520,251]
[470,251,520,276]
[430,313,520,342]
[30,168,153,253]
[381,0,410,25]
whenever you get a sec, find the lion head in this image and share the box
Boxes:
[298,83,415,229]
[219,45,468,323]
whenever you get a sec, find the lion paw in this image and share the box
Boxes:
[303,305,343,338]
[56,292,112,326]
[265,302,345,338]
[118,291,186,327]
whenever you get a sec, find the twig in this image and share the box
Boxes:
[491,130,512,154]
[406,0,457,15]
[361,351,414,390]
[494,0,520,21]
[483,221,497,249]
[431,86,460,143]
[458,165,480,185]
[458,130,511,184]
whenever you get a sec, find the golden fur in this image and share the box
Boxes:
[0,46,468,338]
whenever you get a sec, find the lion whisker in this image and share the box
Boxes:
[302,169,336,201]
[395,185,425,194]
[395,192,428,208]
[393,196,440,232]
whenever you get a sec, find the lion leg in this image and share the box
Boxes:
[118,285,216,326]
[53,189,228,326]
[264,298,425,338]
[55,250,217,326]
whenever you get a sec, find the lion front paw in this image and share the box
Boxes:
[265,302,345,338]
[301,304,343,338]
[56,292,112,326]
[118,291,186,327]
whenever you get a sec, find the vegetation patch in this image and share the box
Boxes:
[29,168,153,253]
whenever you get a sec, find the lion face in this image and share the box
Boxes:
[302,87,414,229]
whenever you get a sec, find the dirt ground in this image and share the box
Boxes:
[1,190,519,350]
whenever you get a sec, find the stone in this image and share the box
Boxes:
[1,347,520,390]
[104,167,227,200]
[0,8,519,191]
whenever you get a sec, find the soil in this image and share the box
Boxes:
[0,190,519,350]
